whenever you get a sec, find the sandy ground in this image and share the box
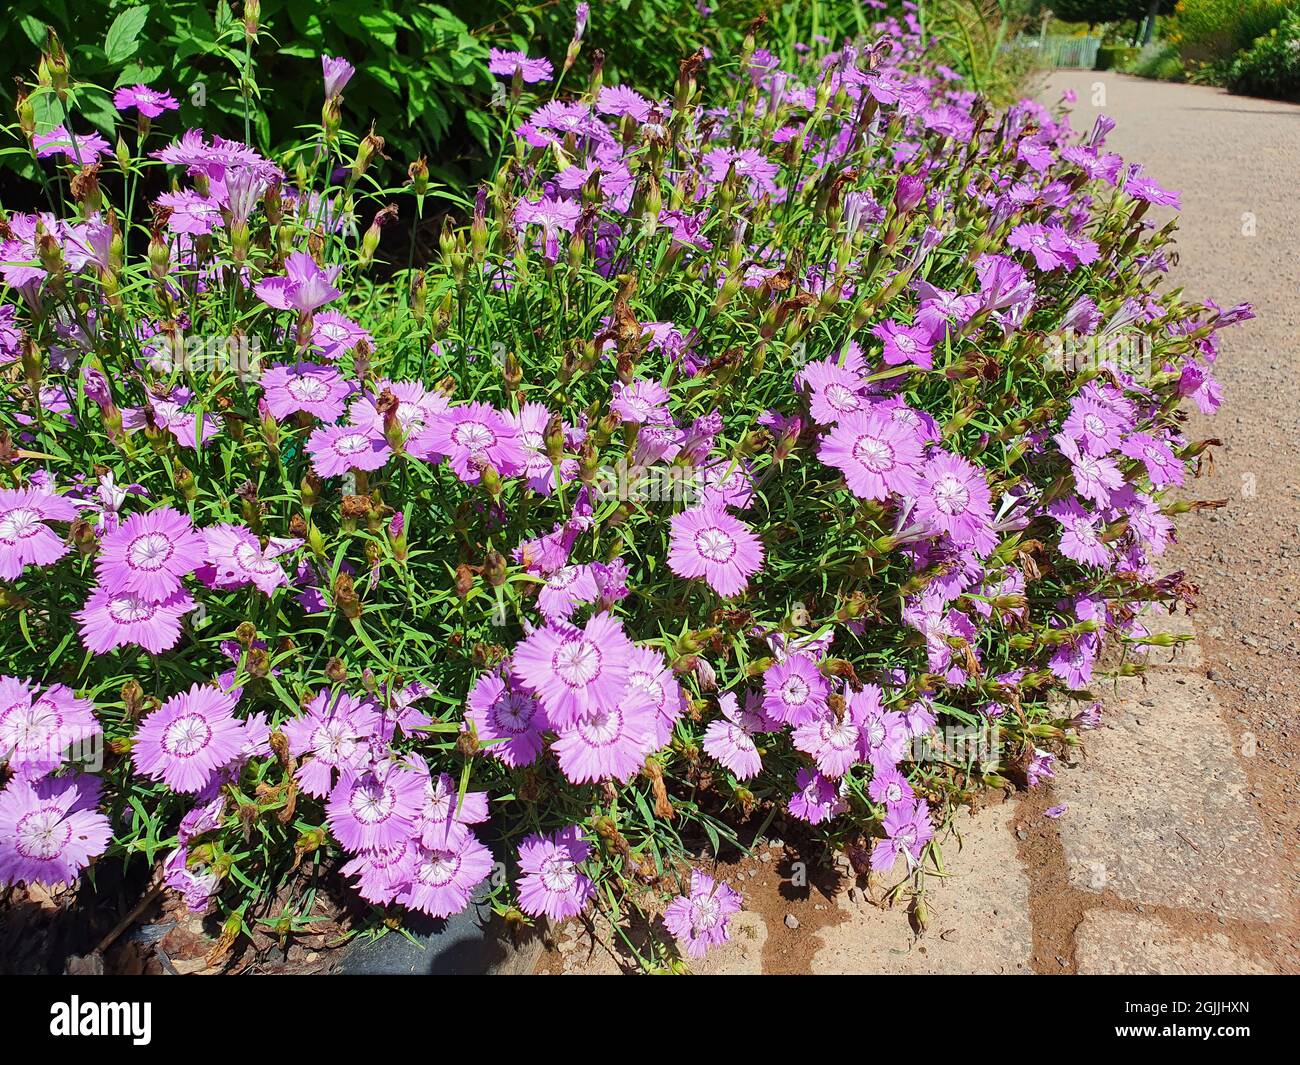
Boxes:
[1044,70,1300,967]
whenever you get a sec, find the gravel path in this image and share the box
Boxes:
[1040,71,1300,973]
[543,73,1300,976]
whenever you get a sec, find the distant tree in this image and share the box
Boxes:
[1034,0,1175,43]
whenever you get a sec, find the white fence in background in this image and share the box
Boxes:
[1013,35,1103,70]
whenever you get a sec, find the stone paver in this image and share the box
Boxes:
[1075,911,1271,975]
[1053,670,1287,923]
[809,802,1034,974]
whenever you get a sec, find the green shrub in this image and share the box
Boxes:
[1095,44,1141,68]
[0,0,868,186]
[1129,39,1188,78]
[1228,7,1300,99]
[1170,0,1290,60]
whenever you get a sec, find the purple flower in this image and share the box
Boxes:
[668,505,764,598]
[788,768,847,825]
[538,564,599,624]
[488,49,554,84]
[311,310,373,359]
[0,486,79,580]
[517,826,595,920]
[893,173,925,213]
[1062,395,1127,456]
[871,798,934,873]
[762,654,828,726]
[872,318,934,369]
[75,586,196,654]
[868,766,915,806]
[1119,431,1183,488]
[818,408,925,501]
[597,85,652,122]
[427,402,527,484]
[113,85,180,118]
[306,424,392,478]
[798,352,870,424]
[914,452,994,546]
[1026,748,1057,786]
[511,614,634,729]
[0,775,110,888]
[198,524,298,596]
[610,378,672,426]
[33,126,109,162]
[663,870,743,959]
[0,679,100,780]
[398,829,494,918]
[322,55,356,99]
[261,362,352,421]
[513,196,581,261]
[626,645,686,748]
[95,506,206,604]
[326,762,426,852]
[132,684,247,794]
[465,670,545,767]
[702,692,772,780]
[254,252,342,314]
[1048,498,1110,567]
[552,692,656,784]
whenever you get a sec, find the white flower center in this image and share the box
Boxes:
[0,507,42,542]
[552,639,602,688]
[932,475,970,515]
[163,713,212,757]
[539,853,578,893]
[287,376,328,402]
[852,434,894,473]
[108,594,156,624]
[349,781,395,824]
[694,527,736,563]
[16,807,71,860]
[128,532,175,572]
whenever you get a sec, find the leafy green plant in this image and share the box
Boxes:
[1227,7,1300,99]
[1169,0,1290,60]
[1128,39,1188,77]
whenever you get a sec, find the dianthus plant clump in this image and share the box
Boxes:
[0,9,1241,970]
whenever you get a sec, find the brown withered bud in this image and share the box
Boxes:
[288,513,308,539]
[70,518,98,557]
[593,816,632,858]
[70,164,102,210]
[246,647,271,678]
[454,564,476,599]
[455,728,480,759]
[502,351,523,392]
[234,621,258,647]
[642,758,675,821]
[341,494,373,520]
[269,730,294,770]
[821,658,863,691]
[325,656,348,684]
[121,679,145,720]
[374,387,399,429]
[237,801,258,842]
[845,837,873,877]
[333,572,362,619]
[483,550,508,588]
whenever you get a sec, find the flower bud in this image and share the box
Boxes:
[408,156,429,200]
[483,550,508,588]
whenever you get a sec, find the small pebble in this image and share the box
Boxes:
[784,914,800,930]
